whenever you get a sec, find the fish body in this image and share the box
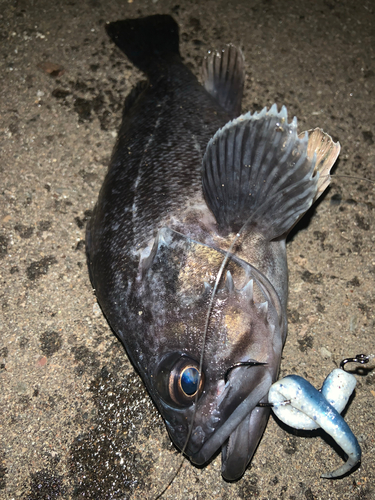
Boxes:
[86,15,338,480]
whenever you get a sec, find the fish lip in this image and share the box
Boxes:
[189,371,272,466]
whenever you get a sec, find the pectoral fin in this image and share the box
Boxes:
[202,105,319,239]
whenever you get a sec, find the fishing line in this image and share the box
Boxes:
[330,174,375,185]
[154,166,374,498]
[154,233,251,499]
[154,196,278,499]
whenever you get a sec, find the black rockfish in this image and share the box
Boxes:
[86,14,339,480]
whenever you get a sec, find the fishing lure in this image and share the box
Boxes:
[268,354,370,478]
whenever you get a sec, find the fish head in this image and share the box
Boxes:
[130,228,285,480]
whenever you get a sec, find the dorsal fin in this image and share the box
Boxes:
[202,44,245,118]
[202,105,320,240]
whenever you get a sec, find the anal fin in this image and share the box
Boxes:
[202,44,245,118]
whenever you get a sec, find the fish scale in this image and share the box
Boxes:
[95,77,228,256]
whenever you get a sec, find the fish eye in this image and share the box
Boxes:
[155,354,204,407]
[180,366,200,395]
[169,357,204,405]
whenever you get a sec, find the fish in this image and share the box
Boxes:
[86,14,340,480]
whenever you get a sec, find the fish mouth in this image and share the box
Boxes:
[189,367,273,480]
[220,401,270,480]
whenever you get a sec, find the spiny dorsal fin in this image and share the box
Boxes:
[202,44,244,118]
[202,104,319,240]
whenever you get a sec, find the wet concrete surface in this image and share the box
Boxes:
[1,0,374,498]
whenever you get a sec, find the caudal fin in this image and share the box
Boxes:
[202,105,320,240]
[106,15,180,75]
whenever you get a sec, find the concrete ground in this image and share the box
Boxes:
[1,0,374,498]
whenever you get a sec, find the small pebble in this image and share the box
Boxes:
[320,347,332,359]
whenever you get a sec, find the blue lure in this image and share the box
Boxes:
[268,355,369,478]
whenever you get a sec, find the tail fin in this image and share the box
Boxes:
[106,15,180,75]
[202,105,320,240]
